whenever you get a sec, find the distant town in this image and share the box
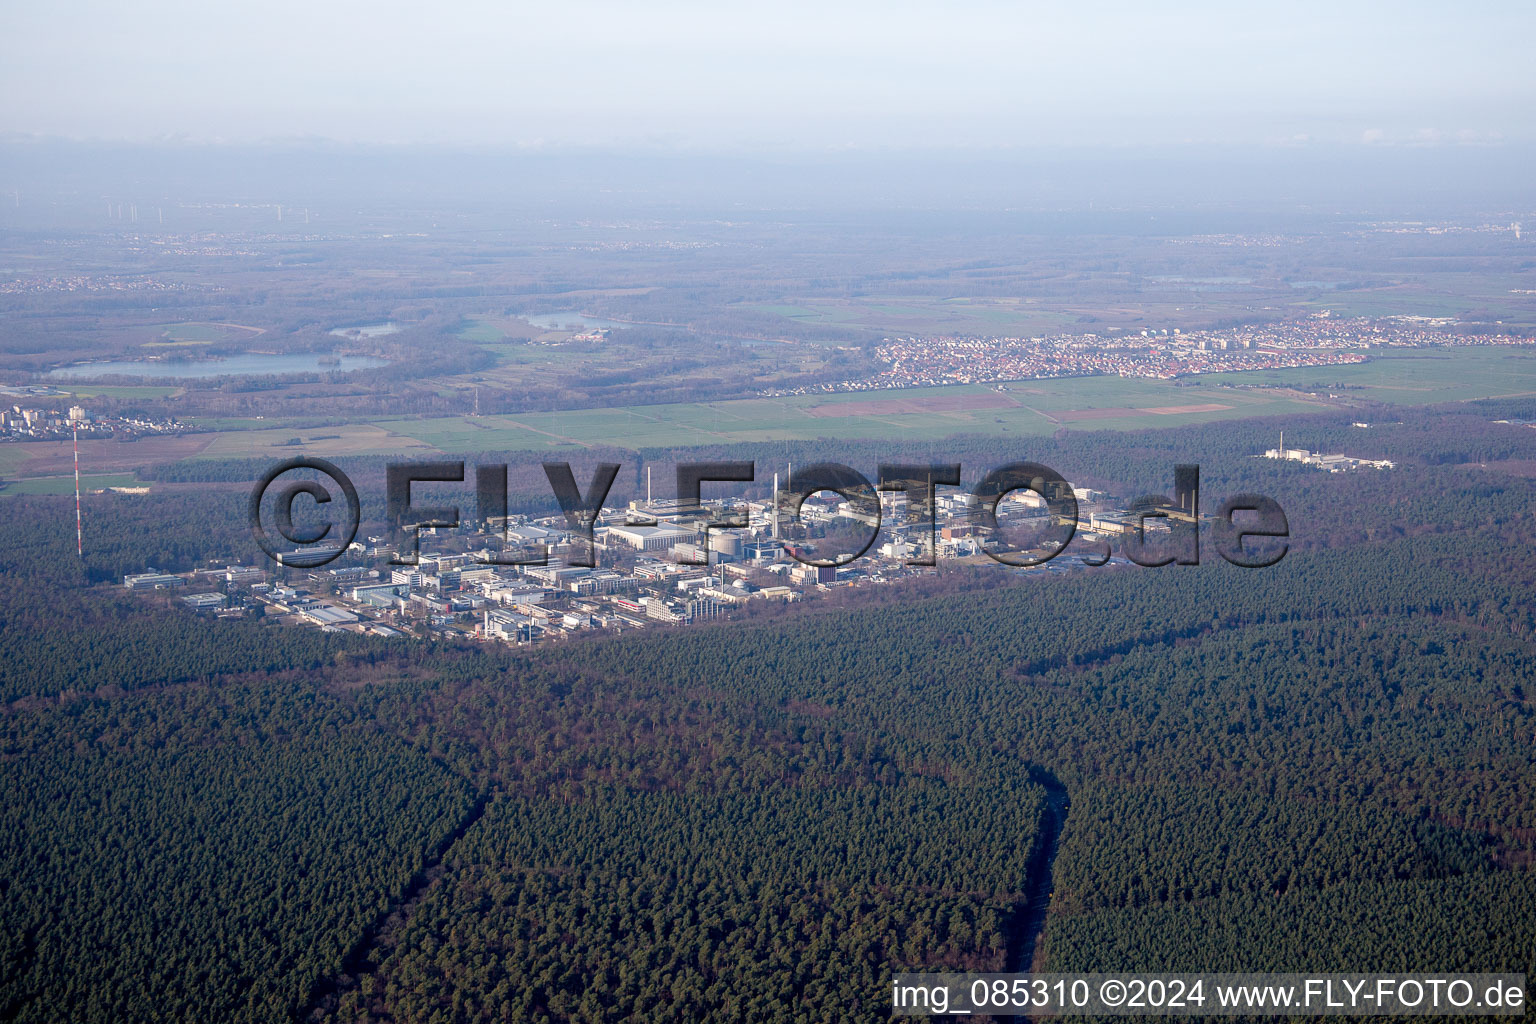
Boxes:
[0,400,182,441]
[764,314,1533,396]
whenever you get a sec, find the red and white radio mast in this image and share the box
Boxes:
[73,418,83,558]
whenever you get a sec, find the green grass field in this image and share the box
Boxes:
[196,423,439,459]
[1287,286,1536,328]
[0,446,34,476]
[745,283,1536,337]
[154,346,1536,461]
[456,318,506,344]
[1198,347,1536,403]
[354,377,1320,454]
[159,322,264,343]
[0,473,142,496]
[180,417,306,430]
[59,385,184,399]
[742,295,1205,337]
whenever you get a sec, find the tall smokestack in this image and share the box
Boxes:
[1174,464,1199,515]
[772,473,779,539]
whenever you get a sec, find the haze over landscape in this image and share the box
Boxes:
[5,1,1535,149]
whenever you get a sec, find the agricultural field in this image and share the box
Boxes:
[0,445,35,477]
[55,385,184,400]
[166,347,1536,460]
[160,322,267,342]
[455,315,550,347]
[1283,277,1536,329]
[358,378,1315,453]
[11,348,1532,483]
[1196,347,1536,403]
[196,423,439,459]
[741,274,1536,338]
[0,472,142,495]
[455,319,507,344]
[739,296,1111,337]
[3,435,216,478]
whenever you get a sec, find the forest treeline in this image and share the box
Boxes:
[0,402,1532,1022]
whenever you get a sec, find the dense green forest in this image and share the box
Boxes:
[339,781,1044,1023]
[0,737,471,1024]
[1,400,1533,1022]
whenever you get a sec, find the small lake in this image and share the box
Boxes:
[47,353,389,380]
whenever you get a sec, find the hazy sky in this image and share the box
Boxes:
[3,1,1532,150]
